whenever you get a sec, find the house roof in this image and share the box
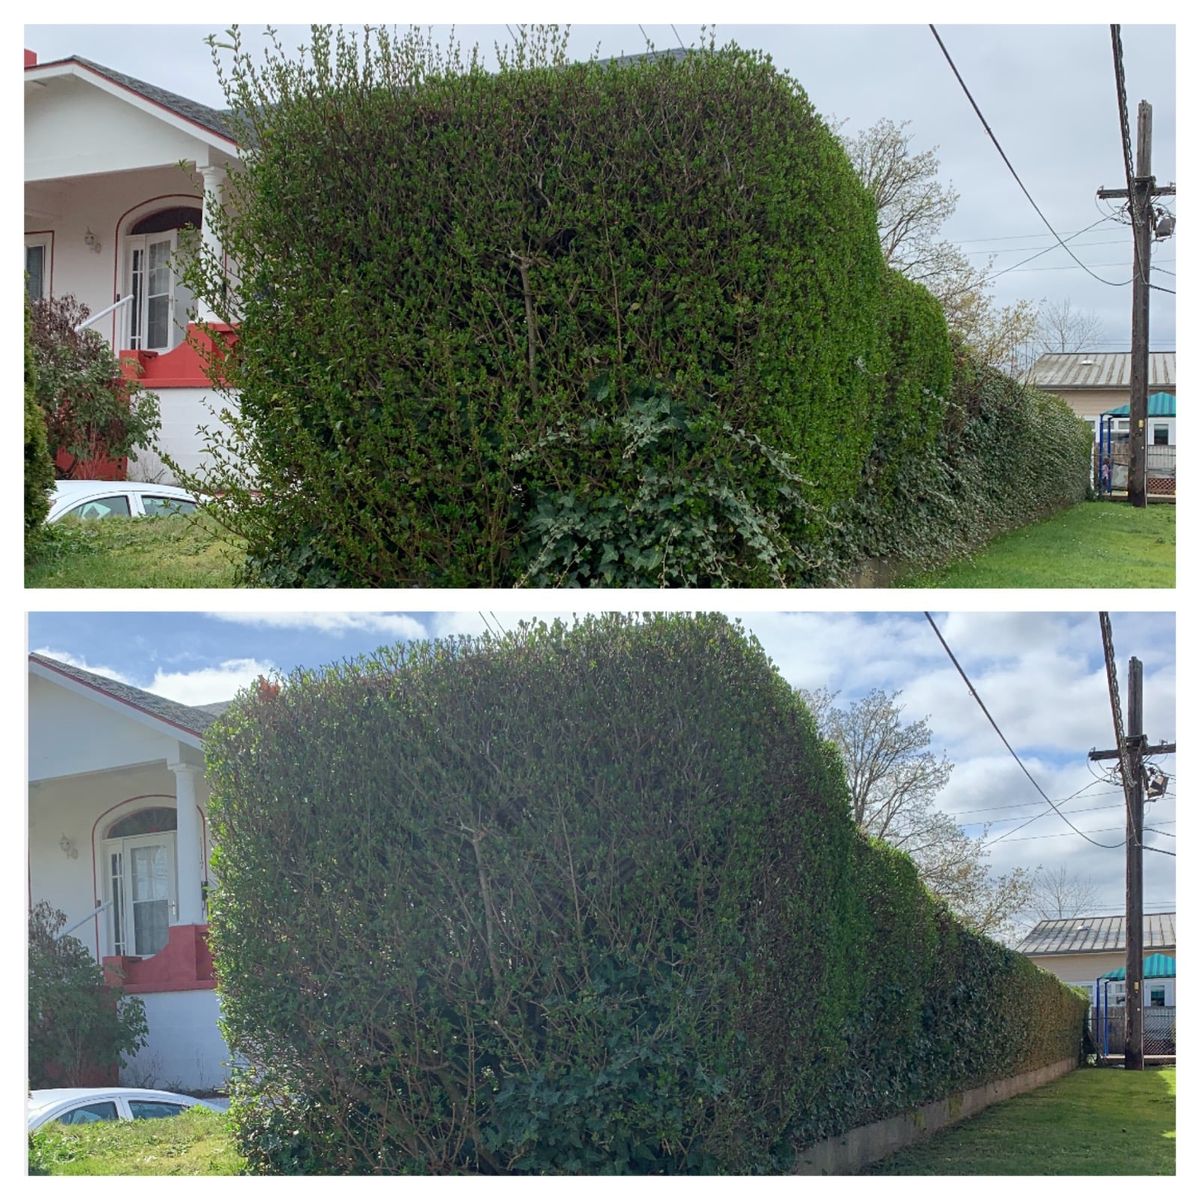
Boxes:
[29,653,225,738]
[26,55,236,144]
[1103,391,1176,418]
[1015,911,1176,956]
[1026,352,1175,391]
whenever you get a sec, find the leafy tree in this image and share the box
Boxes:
[28,901,148,1087]
[801,687,1031,937]
[25,296,55,540]
[838,117,1038,373]
[28,295,160,479]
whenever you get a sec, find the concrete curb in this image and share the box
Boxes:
[793,1057,1077,1175]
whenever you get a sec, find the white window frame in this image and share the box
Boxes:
[25,232,52,301]
[124,231,179,352]
[105,829,178,958]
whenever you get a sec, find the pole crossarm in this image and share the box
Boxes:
[1089,741,1176,761]
[1097,185,1176,198]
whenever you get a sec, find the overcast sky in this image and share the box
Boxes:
[24,18,1177,350]
[28,609,1176,934]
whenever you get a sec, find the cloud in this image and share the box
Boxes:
[148,658,278,706]
[31,648,133,685]
[207,613,428,639]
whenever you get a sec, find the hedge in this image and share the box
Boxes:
[205,614,1086,1174]
[185,29,970,587]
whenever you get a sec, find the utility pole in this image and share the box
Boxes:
[1097,99,1175,509]
[1090,616,1176,1068]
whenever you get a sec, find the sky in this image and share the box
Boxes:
[23,17,1177,351]
[27,609,1176,933]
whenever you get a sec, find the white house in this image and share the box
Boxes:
[24,50,240,483]
[29,653,232,1091]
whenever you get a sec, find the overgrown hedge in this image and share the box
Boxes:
[186,29,992,586]
[25,297,55,542]
[205,615,1086,1174]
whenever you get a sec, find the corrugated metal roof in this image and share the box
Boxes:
[1015,911,1176,956]
[30,652,224,737]
[1025,352,1175,391]
[1101,954,1176,981]
[1103,392,1176,418]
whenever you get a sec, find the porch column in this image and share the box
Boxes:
[170,760,205,925]
[197,164,228,322]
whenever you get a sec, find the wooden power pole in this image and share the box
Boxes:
[1090,616,1176,1068]
[1097,100,1175,509]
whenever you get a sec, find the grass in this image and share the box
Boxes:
[25,512,244,588]
[864,1066,1176,1175]
[898,500,1175,588]
[28,1107,245,1176]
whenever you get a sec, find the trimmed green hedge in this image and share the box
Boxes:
[188,32,971,586]
[205,615,1086,1174]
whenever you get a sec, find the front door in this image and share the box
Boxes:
[107,831,177,957]
[125,233,176,352]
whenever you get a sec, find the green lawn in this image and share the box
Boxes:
[28,1107,245,1176]
[898,501,1175,588]
[25,512,244,588]
[864,1066,1175,1175]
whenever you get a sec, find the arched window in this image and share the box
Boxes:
[123,206,202,352]
[105,806,178,957]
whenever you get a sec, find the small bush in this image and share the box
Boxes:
[28,294,160,478]
[205,614,1086,1174]
[28,901,148,1088]
[24,296,55,543]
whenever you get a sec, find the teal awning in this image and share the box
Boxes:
[1103,392,1176,418]
[1100,954,1175,981]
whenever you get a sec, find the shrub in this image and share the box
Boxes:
[25,296,55,542]
[28,902,148,1088]
[184,27,945,586]
[28,294,160,478]
[205,614,1086,1174]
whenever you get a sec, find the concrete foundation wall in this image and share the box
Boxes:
[793,1057,1076,1175]
[120,988,230,1093]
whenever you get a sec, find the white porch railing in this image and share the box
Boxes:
[74,294,134,351]
[54,899,113,941]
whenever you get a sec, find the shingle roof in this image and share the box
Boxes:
[1015,911,1176,956]
[30,653,225,737]
[1026,352,1175,391]
[31,56,236,144]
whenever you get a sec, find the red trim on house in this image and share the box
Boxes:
[119,322,238,389]
[103,924,216,994]
[25,49,37,67]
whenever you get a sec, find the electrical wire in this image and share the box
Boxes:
[924,613,1126,850]
[1002,819,1174,845]
[929,25,1132,289]
[670,24,686,51]
[984,218,1127,283]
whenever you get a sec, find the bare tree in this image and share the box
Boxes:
[1030,865,1100,919]
[802,686,1031,938]
[836,118,1038,374]
[1034,298,1105,354]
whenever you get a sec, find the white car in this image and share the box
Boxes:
[48,481,200,524]
[27,1087,227,1133]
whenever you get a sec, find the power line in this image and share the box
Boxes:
[929,25,1131,289]
[923,613,1126,851]
[1002,818,1174,845]
[1111,26,1149,289]
[670,24,686,51]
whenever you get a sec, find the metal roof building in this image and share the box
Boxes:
[1025,352,1176,392]
[1015,911,1176,957]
